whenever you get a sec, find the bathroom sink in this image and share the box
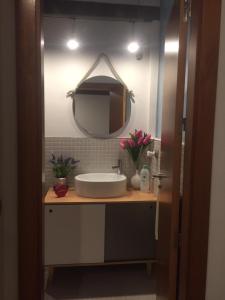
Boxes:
[75,173,127,198]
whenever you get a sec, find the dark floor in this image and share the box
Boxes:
[45,263,156,300]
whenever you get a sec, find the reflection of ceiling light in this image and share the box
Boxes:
[41,39,44,47]
[165,41,179,54]
[127,41,140,53]
[67,39,79,50]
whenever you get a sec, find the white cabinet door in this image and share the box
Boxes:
[44,204,105,265]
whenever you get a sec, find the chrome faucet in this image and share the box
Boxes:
[112,159,122,174]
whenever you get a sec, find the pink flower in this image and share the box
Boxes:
[135,130,143,139]
[128,139,136,148]
[137,136,145,146]
[143,134,152,145]
[120,139,127,149]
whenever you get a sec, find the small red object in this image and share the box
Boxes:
[53,184,69,198]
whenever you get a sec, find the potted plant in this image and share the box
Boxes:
[49,154,79,197]
[120,129,152,189]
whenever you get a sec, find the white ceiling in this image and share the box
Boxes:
[73,0,160,6]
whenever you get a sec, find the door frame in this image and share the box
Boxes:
[16,0,44,299]
[15,1,222,300]
[179,1,222,299]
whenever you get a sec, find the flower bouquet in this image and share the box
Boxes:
[120,129,152,189]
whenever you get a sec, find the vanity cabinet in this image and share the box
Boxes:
[44,204,105,265]
[105,203,156,262]
[44,189,157,266]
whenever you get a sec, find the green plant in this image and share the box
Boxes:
[49,154,79,178]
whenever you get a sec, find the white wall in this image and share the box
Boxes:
[157,0,174,136]
[0,0,18,299]
[206,0,225,299]
[43,17,160,138]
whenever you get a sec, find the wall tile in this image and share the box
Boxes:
[45,138,161,193]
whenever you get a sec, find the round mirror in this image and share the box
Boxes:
[73,76,131,138]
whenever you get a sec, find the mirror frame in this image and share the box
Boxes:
[71,75,132,138]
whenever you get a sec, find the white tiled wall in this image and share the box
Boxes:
[44,137,160,191]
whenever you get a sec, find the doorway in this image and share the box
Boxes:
[15,0,222,300]
[43,1,161,299]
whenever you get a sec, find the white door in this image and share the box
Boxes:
[44,204,105,265]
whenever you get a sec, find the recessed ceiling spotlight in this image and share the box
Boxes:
[67,39,79,50]
[127,41,140,53]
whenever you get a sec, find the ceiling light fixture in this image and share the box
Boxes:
[127,20,140,54]
[127,41,140,53]
[67,18,80,50]
[67,39,79,50]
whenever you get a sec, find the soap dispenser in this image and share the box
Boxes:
[140,164,150,192]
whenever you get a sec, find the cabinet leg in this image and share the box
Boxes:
[45,266,54,290]
[146,263,152,277]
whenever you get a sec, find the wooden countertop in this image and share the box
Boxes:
[44,188,157,205]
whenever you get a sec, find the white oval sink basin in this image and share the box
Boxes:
[75,173,127,198]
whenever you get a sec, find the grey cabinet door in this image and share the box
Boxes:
[105,203,156,262]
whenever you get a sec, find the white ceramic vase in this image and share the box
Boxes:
[131,170,141,190]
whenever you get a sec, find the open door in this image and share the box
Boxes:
[156,1,188,300]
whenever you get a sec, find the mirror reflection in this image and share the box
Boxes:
[73,76,130,138]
